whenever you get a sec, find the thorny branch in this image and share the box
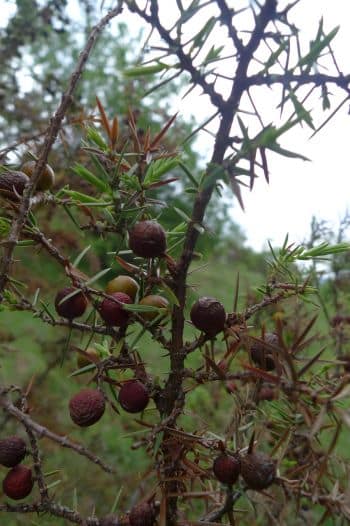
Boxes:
[0,388,114,474]
[0,502,101,525]
[0,501,130,525]
[125,0,225,109]
[1,1,350,525]
[137,2,280,523]
[248,72,350,92]
[0,2,124,297]
[217,0,244,54]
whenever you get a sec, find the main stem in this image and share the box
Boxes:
[159,2,278,523]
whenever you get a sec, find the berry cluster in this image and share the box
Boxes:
[213,450,276,490]
[0,437,34,500]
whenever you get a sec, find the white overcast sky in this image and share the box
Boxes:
[3,1,350,251]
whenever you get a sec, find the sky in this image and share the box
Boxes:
[3,1,350,252]
[231,2,350,251]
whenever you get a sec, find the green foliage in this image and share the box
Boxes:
[1,2,350,525]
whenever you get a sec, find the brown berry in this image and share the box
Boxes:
[190,297,226,337]
[3,465,34,500]
[119,380,149,413]
[139,295,169,321]
[240,452,276,490]
[22,160,55,191]
[0,436,26,468]
[0,171,29,201]
[129,220,166,258]
[99,292,132,327]
[257,385,276,402]
[129,502,156,526]
[69,389,105,427]
[250,332,278,371]
[55,287,88,320]
[77,347,100,369]
[106,275,139,300]
[213,454,240,485]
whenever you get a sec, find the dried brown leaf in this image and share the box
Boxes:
[150,113,178,149]
[111,116,119,148]
[96,95,111,138]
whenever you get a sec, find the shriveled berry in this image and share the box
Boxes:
[22,160,55,191]
[240,452,276,490]
[106,275,139,300]
[3,465,34,500]
[99,292,132,327]
[139,295,169,321]
[190,297,226,337]
[129,220,166,258]
[69,389,105,427]
[0,171,29,201]
[0,436,26,468]
[129,502,156,526]
[250,332,278,371]
[55,287,88,320]
[213,454,240,485]
[119,380,149,413]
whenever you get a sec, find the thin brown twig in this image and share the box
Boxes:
[0,501,130,525]
[23,425,49,502]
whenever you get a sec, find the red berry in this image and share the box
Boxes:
[0,436,26,468]
[55,287,88,320]
[213,454,240,485]
[99,292,132,327]
[129,502,156,526]
[69,389,105,427]
[119,380,149,413]
[190,297,226,337]
[129,220,166,258]
[3,465,34,500]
